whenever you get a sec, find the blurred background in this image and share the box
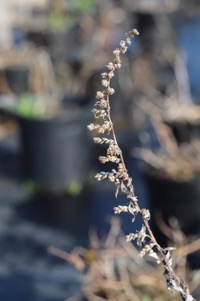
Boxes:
[0,0,200,300]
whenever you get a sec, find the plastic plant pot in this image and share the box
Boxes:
[5,66,30,95]
[143,172,200,246]
[18,107,92,191]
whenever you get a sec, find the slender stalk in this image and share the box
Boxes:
[88,29,196,301]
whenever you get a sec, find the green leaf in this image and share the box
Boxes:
[66,182,83,197]
[73,0,94,12]
[141,295,153,301]
[21,180,38,193]
[16,93,34,117]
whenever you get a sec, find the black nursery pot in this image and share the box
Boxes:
[143,173,200,246]
[18,107,91,191]
[165,120,200,145]
[5,66,30,95]
[26,30,51,47]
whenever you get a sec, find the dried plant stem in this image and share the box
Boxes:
[88,29,196,301]
[106,65,193,301]
[106,89,158,249]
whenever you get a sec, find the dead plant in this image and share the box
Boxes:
[49,218,200,301]
[87,29,197,300]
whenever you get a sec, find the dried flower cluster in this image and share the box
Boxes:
[88,29,196,301]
